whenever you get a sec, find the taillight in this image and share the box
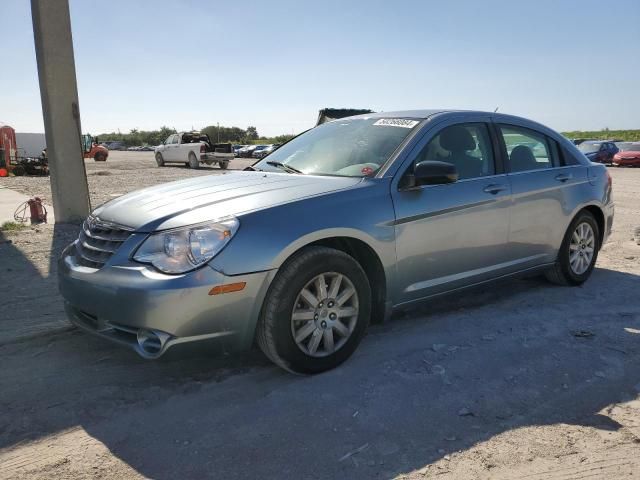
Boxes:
[200,144,205,153]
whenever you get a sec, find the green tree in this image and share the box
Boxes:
[245,126,259,141]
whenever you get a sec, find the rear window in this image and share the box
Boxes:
[578,143,601,153]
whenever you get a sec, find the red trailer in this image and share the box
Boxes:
[0,123,18,176]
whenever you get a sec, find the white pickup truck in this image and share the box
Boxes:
[155,132,234,169]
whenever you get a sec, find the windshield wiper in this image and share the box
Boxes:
[266,161,303,174]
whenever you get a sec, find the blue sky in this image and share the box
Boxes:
[2,0,639,136]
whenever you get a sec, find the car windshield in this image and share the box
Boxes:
[252,117,420,176]
[578,143,601,153]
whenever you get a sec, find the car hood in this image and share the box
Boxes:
[615,151,640,158]
[91,171,362,232]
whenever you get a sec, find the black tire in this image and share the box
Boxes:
[155,153,165,167]
[633,226,640,246]
[219,161,229,170]
[545,210,600,286]
[256,246,372,374]
[12,165,26,176]
[188,153,199,169]
[94,152,107,162]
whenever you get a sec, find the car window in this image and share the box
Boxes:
[412,123,495,180]
[499,125,556,172]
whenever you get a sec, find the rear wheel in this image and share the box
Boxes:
[256,246,371,374]
[12,165,26,176]
[94,152,107,162]
[188,152,199,169]
[155,153,165,167]
[545,211,600,286]
[219,161,229,170]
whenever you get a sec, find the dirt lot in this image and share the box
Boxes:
[1,155,639,479]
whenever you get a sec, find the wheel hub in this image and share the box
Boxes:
[315,299,338,329]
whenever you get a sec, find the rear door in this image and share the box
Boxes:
[496,123,585,267]
[391,117,513,303]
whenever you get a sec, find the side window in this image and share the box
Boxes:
[413,123,495,180]
[166,135,177,144]
[499,125,556,172]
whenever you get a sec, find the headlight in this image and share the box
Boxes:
[133,217,239,274]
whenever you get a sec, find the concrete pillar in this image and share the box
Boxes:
[31,0,91,223]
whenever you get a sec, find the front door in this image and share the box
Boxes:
[391,120,512,304]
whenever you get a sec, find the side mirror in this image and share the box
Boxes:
[404,161,458,189]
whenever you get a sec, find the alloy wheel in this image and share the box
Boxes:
[569,222,595,275]
[290,272,359,357]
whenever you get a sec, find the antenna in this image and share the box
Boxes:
[494,107,499,113]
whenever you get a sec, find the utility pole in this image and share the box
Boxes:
[217,122,220,143]
[31,0,91,223]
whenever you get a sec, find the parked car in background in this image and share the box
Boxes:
[612,143,640,167]
[232,145,246,156]
[102,141,127,151]
[238,145,258,158]
[577,141,618,165]
[252,145,271,159]
[154,131,233,169]
[59,110,613,374]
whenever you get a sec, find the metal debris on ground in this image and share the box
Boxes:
[338,443,369,462]
[571,329,595,338]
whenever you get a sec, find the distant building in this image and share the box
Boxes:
[316,108,374,126]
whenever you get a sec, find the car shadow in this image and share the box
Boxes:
[1,262,639,478]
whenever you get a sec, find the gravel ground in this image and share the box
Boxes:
[0,159,639,479]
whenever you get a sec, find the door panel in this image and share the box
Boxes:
[390,120,513,304]
[392,177,512,303]
[508,165,585,266]
[498,123,584,268]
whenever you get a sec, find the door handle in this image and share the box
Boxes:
[483,184,507,195]
[555,173,572,182]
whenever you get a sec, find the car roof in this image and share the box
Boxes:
[345,109,549,125]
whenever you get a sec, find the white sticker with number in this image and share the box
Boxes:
[373,118,420,128]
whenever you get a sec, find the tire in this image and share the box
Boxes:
[219,161,229,170]
[256,246,372,374]
[545,211,600,286]
[12,165,26,176]
[633,226,640,246]
[188,152,199,169]
[94,152,107,162]
[155,153,165,167]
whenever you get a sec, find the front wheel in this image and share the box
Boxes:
[155,153,164,167]
[545,211,600,286]
[94,152,107,162]
[219,161,229,170]
[256,246,371,374]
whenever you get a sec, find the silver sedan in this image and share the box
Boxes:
[58,110,614,373]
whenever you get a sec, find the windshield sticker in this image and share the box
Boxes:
[373,118,419,128]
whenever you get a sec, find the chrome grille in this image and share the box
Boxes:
[75,217,133,269]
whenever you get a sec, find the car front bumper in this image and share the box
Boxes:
[58,242,275,358]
